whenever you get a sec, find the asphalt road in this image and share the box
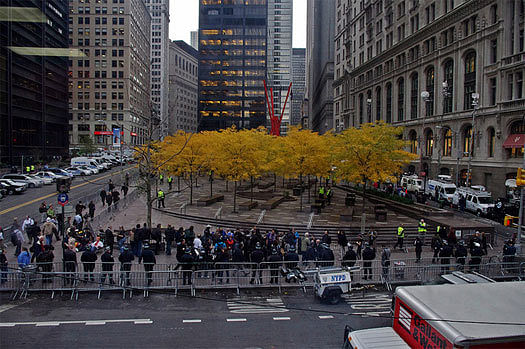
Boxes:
[0,165,135,229]
[0,289,391,348]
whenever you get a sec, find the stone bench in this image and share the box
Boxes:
[196,194,225,206]
[340,208,355,222]
[261,196,286,210]
[239,200,258,211]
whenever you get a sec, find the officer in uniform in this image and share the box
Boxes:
[63,245,77,285]
[394,225,405,250]
[469,242,484,271]
[250,242,265,284]
[267,248,283,284]
[118,245,135,286]
[318,243,335,267]
[141,243,156,286]
[168,176,173,191]
[101,246,115,285]
[454,240,468,270]
[180,247,194,285]
[284,245,299,269]
[80,247,97,282]
[439,240,453,273]
[342,244,357,267]
[157,189,165,208]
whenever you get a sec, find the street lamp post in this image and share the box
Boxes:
[437,81,451,175]
[366,98,372,124]
[420,91,431,183]
[466,92,480,187]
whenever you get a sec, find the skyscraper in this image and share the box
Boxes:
[306,0,335,134]
[291,48,305,126]
[198,0,268,131]
[267,0,293,134]
[68,0,151,148]
[0,1,70,165]
[145,0,170,139]
[190,31,199,50]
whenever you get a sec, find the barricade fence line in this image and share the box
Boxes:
[1,259,523,297]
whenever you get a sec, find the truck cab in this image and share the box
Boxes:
[400,175,424,193]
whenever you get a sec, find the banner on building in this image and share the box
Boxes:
[113,128,121,148]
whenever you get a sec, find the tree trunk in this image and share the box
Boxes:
[225,180,228,192]
[307,175,311,204]
[195,176,198,188]
[233,181,237,213]
[300,173,303,211]
[282,176,285,188]
[273,173,276,192]
[146,177,152,230]
[189,173,193,205]
[360,179,367,235]
[210,173,213,198]
[177,176,180,192]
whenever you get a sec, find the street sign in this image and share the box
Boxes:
[57,193,69,206]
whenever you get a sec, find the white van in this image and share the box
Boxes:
[452,187,495,216]
[71,157,100,168]
[425,176,456,202]
[400,175,424,193]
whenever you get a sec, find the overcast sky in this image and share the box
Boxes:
[169,0,307,48]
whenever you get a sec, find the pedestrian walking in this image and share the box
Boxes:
[17,247,31,269]
[14,228,25,257]
[431,233,442,263]
[100,189,107,207]
[414,236,423,263]
[157,189,165,208]
[75,201,86,215]
[88,201,95,220]
[39,202,48,222]
[0,249,8,284]
[362,242,376,280]
[105,227,115,254]
[250,242,265,284]
[112,190,120,210]
[168,176,173,191]
[121,184,128,197]
[342,244,357,267]
[22,216,34,241]
[337,230,348,258]
[381,246,391,280]
[165,225,175,255]
[439,240,453,273]
[108,179,115,192]
[469,242,484,271]
[455,240,468,271]
[106,192,113,210]
[180,247,194,285]
[418,219,427,239]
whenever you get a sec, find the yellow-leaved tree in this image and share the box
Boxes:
[212,126,266,212]
[280,126,331,211]
[334,122,417,231]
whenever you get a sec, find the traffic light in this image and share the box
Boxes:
[517,168,525,187]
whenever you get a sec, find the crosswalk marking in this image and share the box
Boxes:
[0,319,153,327]
[227,318,247,322]
[182,319,202,323]
[318,315,334,319]
[343,293,392,318]
[273,317,291,321]
[227,297,288,314]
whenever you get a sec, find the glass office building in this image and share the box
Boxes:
[198,0,267,131]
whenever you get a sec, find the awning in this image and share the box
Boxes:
[502,134,525,148]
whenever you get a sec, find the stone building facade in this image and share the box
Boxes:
[340,0,525,197]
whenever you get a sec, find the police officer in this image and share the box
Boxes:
[100,246,114,285]
[168,176,173,191]
[284,245,299,269]
[165,225,175,255]
[431,233,443,263]
[414,236,423,263]
[469,242,484,271]
[81,247,97,282]
[394,225,405,250]
[250,242,265,284]
[141,243,156,286]
[503,240,517,272]
[342,244,357,267]
[455,240,468,270]
[180,247,194,285]
[118,245,135,286]
[418,219,427,238]
[439,240,453,273]
[157,189,165,208]
[318,243,335,267]
[159,173,164,184]
[362,242,376,280]
[267,248,283,284]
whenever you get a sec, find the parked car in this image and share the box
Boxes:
[0,186,6,198]
[29,174,52,185]
[0,179,27,194]
[47,168,74,178]
[76,165,95,175]
[69,166,91,176]
[2,174,43,188]
[65,167,83,176]
[452,187,495,216]
[34,171,60,182]
[85,165,100,174]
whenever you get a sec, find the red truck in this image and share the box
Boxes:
[344,281,525,348]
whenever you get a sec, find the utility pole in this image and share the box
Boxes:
[437,81,450,174]
[420,91,431,186]
[466,93,479,187]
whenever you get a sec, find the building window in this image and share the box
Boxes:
[490,4,498,24]
[443,128,453,156]
[409,130,418,154]
[516,71,523,99]
[463,126,472,157]
[386,83,392,123]
[490,39,497,64]
[426,130,434,156]
[488,127,495,157]
[359,93,364,124]
[464,51,476,110]
[367,90,372,123]
[425,67,435,116]
[410,73,418,119]
[489,77,497,105]
[376,87,382,121]
[443,60,454,113]
[398,78,405,121]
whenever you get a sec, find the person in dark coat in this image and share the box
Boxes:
[362,243,376,280]
[180,247,194,285]
[321,230,332,245]
[118,245,134,286]
[151,224,162,255]
[164,225,175,255]
[431,233,442,263]
[106,193,113,209]
[100,247,115,284]
[303,244,317,266]
[63,246,77,285]
[439,240,454,273]
[88,201,95,220]
[112,190,120,209]
[342,244,357,267]
[250,242,265,284]
[455,240,468,270]
[469,242,484,271]
[337,230,348,257]
[318,243,335,267]
[414,237,423,263]
[267,248,283,284]
[214,244,230,283]
[105,227,115,254]
[81,248,97,282]
[37,245,54,283]
[141,243,156,286]
[284,245,299,269]
[100,189,107,207]
[121,184,129,197]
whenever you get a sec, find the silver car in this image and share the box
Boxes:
[2,174,43,188]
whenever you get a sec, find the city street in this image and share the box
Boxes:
[0,165,135,229]
[0,289,391,348]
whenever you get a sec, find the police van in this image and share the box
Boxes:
[425,175,456,202]
[400,175,424,193]
[452,186,494,216]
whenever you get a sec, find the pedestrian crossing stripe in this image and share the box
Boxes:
[227,297,289,314]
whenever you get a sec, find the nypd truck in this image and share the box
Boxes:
[314,268,351,304]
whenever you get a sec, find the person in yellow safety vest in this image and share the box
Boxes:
[167,176,173,190]
[418,219,427,237]
[394,226,405,250]
[159,174,164,184]
[26,166,30,173]
[157,189,165,208]
[30,165,35,172]
[319,186,325,200]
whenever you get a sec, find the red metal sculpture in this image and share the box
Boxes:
[263,80,292,136]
